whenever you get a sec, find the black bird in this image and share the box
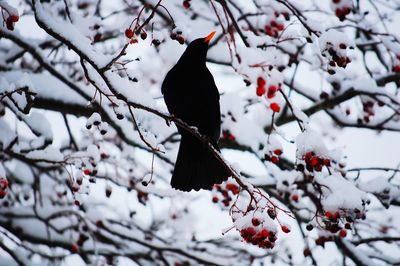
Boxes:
[162,31,231,191]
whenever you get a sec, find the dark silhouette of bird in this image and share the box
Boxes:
[162,31,231,191]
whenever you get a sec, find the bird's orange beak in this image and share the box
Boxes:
[204,31,216,44]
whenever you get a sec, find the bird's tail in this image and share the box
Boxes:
[171,135,230,191]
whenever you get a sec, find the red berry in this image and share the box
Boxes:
[282,12,290,20]
[0,190,7,199]
[264,25,273,36]
[303,248,311,257]
[0,178,9,190]
[96,220,104,227]
[339,229,347,238]
[267,208,276,219]
[252,218,260,226]
[83,169,90,175]
[291,194,299,202]
[315,237,325,246]
[392,65,400,73]
[6,20,14,30]
[71,243,79,253]
[270,20,278,28]
[140,32,147,40]
[130,38,138,44]
[94,33,102,42]
[9,15,19,23]
[176,36,185,45]
[323,159,331,166]
[333,0,340,3]
[212,196,218,203]
[281,225,290,233]
[274,149,282,155]
[276,24,284,31]
[304,151,314,161]
[310,157,319,167]
[267,85,277,98]
[257,77,266,87]
[256,85,266,96]
[339,43,346,49]
[325,211,333,219]
[225,183,238,192]
[332,211,339,220]
[182,0,190,9]
[125,29,134,38]
[270,156,279,164]
[270,102,280,113]
[74,200,80,206]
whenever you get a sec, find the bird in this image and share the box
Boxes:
[161,31,231,191]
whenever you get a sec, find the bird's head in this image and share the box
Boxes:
[177,31,216,65]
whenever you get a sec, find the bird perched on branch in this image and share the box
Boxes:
[162,31,231,191]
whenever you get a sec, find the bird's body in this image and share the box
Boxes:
[162,33,231,191]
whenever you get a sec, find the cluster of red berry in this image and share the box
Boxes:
[240,225,277,249]
[5,14,19,31]
[170,29,185,45]
[358,100,376,124]
[323,211,350,237]
[0,177,9,199]
[264,10,289,38]
[125,28,148,44]
[264,149,283,165]
[310,207,367,247]
[299,151,331,172]
[256,77,281,99]
[332,0,352,21]
[235,211,291,249]
[212,182,240,207]
[324,43,351,75]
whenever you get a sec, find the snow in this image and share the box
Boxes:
[296,128,329,158]
[25,146,64,162]
[33,1,112,68]
[316,173,367,212]
[25,111,53,140]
